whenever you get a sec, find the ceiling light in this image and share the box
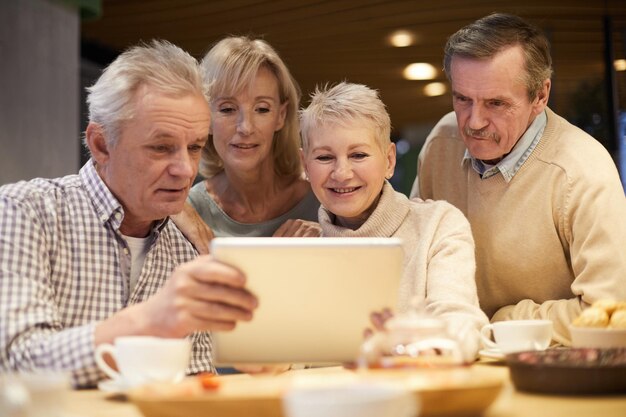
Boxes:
[615,59,626,71]
[389,30,416,47]
[403,63,437,80]
[423,82,447,97]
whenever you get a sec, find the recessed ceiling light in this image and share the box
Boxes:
[403,63,437,80]
[423,82,447,97]
[615,59,626,71]
[389,30,416,47]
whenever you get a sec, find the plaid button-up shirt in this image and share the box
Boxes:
[0,160,214,387]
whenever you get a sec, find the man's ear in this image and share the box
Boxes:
[85,122,111,165]
[532,79,551,115]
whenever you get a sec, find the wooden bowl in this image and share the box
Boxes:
[506,348,626,395]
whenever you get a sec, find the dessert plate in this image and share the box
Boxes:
[98,378,133,394]
[506,348,626,395]
[128,366,504,417]
[479,349,505,360]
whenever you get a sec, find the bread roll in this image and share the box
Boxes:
[609,309,626,329]
[591,299,619,315]
[614,301,626,312]
[572,307,609,328]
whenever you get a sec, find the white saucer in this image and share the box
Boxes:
[479,349,505,360]
[97,378,133,394]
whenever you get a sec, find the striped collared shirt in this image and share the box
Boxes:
[0,160,213,387]
[463,110,547,181]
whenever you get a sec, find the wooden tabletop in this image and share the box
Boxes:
[63,363,626,417]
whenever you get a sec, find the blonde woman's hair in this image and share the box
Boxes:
[299,82,391,152]
[85,39,206,152]
[199,36,302,179]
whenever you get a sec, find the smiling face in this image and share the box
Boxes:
[302,121,395,230]
[450,45,549,163]
[91,85,210,236]
[210,66,287,175]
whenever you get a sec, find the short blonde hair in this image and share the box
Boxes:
[85,39,206,151]
[198,36,302,179]
[300,82,391,153]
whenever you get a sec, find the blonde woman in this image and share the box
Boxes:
[174,37,319,251]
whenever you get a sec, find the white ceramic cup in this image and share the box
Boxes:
[480,320,552,354]
[282,382,418,417]
[95,336,191,387]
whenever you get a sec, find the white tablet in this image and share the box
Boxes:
[209,237,404,366]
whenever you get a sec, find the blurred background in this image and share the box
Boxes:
[2,0,625,194]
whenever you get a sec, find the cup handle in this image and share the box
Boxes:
[479,324,498,350]
[95,343,122,381]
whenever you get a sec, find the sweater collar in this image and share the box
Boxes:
[462,110,547,182]
[319,181,411,237]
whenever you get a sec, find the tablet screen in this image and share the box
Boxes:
[210,237,404,366]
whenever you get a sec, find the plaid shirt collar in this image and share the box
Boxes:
[80,159,168,234]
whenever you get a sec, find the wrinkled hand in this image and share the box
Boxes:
[363,308,394,339]
[273,219,321,237]
[171,202,215,255]
[137,255,258,337]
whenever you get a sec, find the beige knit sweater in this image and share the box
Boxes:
[412,108,626,344]
[319,182,489,360]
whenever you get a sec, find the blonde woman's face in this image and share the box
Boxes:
[302,121,395,230]
[210,66,287,174]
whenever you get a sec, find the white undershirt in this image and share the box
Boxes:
[122,234,150,294]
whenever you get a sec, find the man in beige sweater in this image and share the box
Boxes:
[411,13,626,345]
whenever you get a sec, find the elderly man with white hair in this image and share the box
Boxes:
[0,40,258,387]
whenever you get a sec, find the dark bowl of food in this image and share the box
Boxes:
[505,348,626,395]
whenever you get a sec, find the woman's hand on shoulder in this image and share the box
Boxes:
[273,219,321,237]
[171,202,215,255]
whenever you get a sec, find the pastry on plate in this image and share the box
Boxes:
[572,307,609,328]
[592,299,620,315]
[610,309,626,329]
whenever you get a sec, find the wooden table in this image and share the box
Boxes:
[64,363,626,417]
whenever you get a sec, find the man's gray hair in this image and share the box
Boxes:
[443,13,553,100]
[85,39,206,151]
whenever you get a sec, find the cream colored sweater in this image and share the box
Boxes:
[319,182,489,360]
[412,108,626,344]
